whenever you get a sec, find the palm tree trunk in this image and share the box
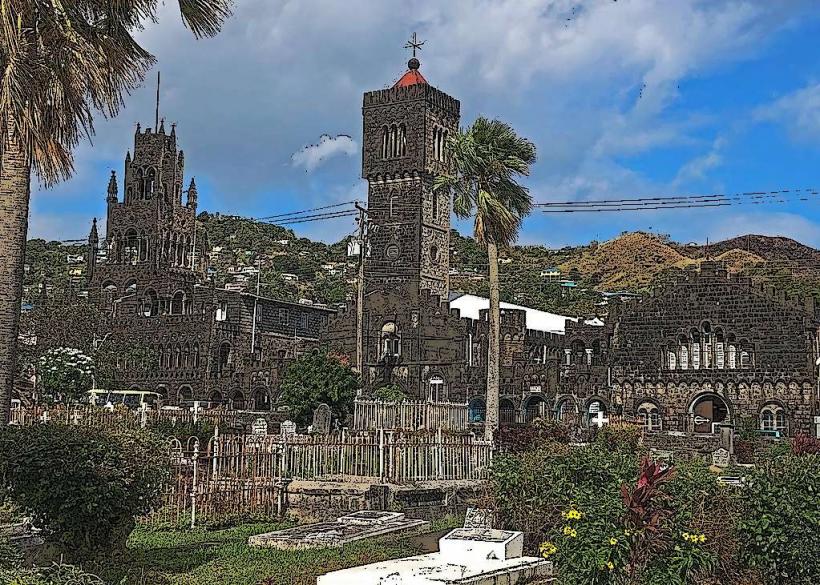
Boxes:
[0,122,32,425]
[485,241,500,441]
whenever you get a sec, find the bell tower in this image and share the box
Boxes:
[361,48,460,302]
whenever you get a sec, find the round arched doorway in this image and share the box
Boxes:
[691,394,730,433]
[468,398,486,423]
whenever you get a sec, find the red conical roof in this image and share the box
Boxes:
[393,58,427,88]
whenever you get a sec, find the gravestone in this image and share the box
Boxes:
[711,447,730,468]
[463,507,493,530]
[281,420,297,438]
[312,403,331,435]
[252,417,268,437]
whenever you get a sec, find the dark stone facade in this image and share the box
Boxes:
[84,59,819,438]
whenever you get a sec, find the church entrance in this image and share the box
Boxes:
[691,394,729,433]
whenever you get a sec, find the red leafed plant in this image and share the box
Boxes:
[621,457,676,578]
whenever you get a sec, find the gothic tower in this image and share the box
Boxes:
[361,55,460,302]
[89,120,206,315]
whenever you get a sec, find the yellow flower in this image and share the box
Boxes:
[607,561,615,571]
[609,537,618,546]
[698,534,707,543]
[539,541,558,557]
[623,529,632,537]
[562,525,578,538]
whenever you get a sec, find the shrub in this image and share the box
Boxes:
[373,385,407,403]
[791,434,820,456]
[733,439,755,464]
[495,418,574,453]
[736,453,820,584]
[36,347,94,404]
[0,425,169,560]
[595,422,642,453]
[279,350,360,426]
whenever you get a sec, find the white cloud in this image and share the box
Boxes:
[291,134,358,172]
[755,82,820,143]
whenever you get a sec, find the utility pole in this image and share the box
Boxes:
[354,203,368,380]
[250,256,261,354]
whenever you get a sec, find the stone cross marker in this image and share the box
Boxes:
[711,447,730,468]
[252,417,268,437]
[312,403,331,435]
[591,410,609,428]
[463,507,493,530]
[281,420,297,438]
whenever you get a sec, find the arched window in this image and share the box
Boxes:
[760,404,786,434]
[728,344,737,369]
[571,340,586,365]
[141,289,159,317]
[389,125,398,158]
[429,375,445,402]
[218,342,232,372]
[124,229,140,265]
[524,395,548,423]
[173,345,182,369]
[499,398,515,425]
[381,126,389,159]
[468,398,486,423]
[231,391,245,410]
[381,322,400,359]
[637,401,661,431]
[680,344,689,370]
[170,291,186,315]
[192,343,200,368]
[178,385,193,404]
[398,123,407,156]
[136,168,145,200]
[209,391,223,406]
[145,167,156,198]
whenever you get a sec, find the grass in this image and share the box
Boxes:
[91,516,462,585]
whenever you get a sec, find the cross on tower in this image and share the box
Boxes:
[404,32,425,57]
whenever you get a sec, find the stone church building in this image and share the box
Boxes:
[83,56,820,437]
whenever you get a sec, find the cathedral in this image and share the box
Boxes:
[84,55,820,438]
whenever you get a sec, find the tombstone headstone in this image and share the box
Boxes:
[281,420,297,438]
[252,417,269,437]
[711,447,730,468]
[463,507,493,530]
[312,403,331,435]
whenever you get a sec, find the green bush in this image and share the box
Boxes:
[373,384,407,403]
[737,454,820,584]
[0,425,169,561]
[279,350,360,426]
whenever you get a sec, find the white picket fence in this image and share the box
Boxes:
[353,399,470,432]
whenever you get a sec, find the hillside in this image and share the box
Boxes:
[22,217,820,317]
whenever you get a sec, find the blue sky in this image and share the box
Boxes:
[30,0,820,247]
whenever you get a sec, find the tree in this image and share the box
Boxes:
[435,117,536,440]
[37,347,94,404]
[0,1,233,426]
[278,350,360,426]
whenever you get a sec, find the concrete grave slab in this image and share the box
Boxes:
[317,528,553,585]
[248,510,429,550]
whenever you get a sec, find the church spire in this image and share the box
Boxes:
[107,170,118,203]
[187,177,198,208]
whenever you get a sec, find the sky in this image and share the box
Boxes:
[30,0,820,248]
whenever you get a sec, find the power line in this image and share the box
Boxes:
[253,200,359,221]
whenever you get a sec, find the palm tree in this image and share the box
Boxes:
[0,1,232,424]
[434,117,536,440]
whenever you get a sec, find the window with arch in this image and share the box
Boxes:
[124,229,140,265]
[430,245,439,263]
[398,123,407,156]
[555,397,576,422]
[666,325,752,371]
[524,394,548,423]
[253,387,270,411]
[389,125,398,157]
[144,167,156,199]
[192,343,200,369]
[381,322,401,359]
[217,342,232,372]
[760,404,786,433]
[136,168,145,200]
[381,126,389,159]
[141,289,159,317]
[637,401,661,431]
[170,291,186,315]
[586,399,608,427]
[468,398,486,423]
[429,375,445,402]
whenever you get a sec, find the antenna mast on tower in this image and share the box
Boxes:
[155,71,161,130]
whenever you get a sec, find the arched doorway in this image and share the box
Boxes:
[253,387,271,411]
[585,399,608,428]
[524,395,548,423]
[499,399,516,425]
[468,398,486,423]
[691,394,730,433]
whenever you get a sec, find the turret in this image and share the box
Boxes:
[187,177,198,209]
[86,218,99,282]
[107,170,118,204]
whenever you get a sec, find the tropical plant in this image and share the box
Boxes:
[373,384,407,403]
[0,424,169,560]
[279,350,360,426]
[434,117,536,440]
[0,0,233,425]
[36,346,94,404]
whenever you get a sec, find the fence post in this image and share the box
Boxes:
[193,401,199,424]
[140,404,147,429]
[212,425,219,478]
[190,439,200,529]
[436,427,443,480]
[378,428,385,482]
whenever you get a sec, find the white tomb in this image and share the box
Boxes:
[317,527,552,584]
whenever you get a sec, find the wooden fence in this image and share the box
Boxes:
[146,430,494,527]
[9,404,282,432]
[353,399,470,432]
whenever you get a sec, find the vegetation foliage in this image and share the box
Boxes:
[0,425,169,560]
[278,350,359,426]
